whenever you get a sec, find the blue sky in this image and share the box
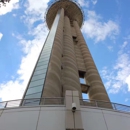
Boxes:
[0,0,130,106]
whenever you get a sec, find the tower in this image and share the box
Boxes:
[1,1,130,130]
[22,0,110,105]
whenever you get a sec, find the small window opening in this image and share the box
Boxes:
[80,78,86,84]
[82,93,88,100]
[72,36,78,43]
[79,70,89,99]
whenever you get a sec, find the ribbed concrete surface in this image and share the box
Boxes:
[62,16,82,97]
[73,21,110,101]
[74,44,86,71]
[42,9,64,97]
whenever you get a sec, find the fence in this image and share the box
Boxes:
[80,99,130,113]
[0,97,65,109]
[0,98,130,114]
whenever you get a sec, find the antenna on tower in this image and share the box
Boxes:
[0,0,11,8]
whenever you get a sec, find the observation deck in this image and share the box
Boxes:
[46,0,84,29]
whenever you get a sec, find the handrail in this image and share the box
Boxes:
[0,98,130,114]
[0,97,65,109]
[80,99,130,113]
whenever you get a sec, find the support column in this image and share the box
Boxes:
[65,90,83,130]
[42,8,64,97]
[62,16,82,97]
[73,21,110,102]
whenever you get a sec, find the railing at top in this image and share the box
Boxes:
[80,99,130,113]
[0,98,65,109]
[0,98,130,114]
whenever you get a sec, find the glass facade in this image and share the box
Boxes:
[22,9,61,106]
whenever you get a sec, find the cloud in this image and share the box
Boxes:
[77,0,89,7]
[125,98,130,102]
[107,46,113,51]
[0,0,49,101]
[100,41,130,94]
[82,11,119,43]
[0,33,3,41]
[0,0,19,15]
[121,41,128,48]
[91,0,98,5]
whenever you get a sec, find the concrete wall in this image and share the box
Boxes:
[0,106,130,130]
[81,107,130,130]
[0,106,65,130]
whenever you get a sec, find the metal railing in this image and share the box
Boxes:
[80,99,130,113]
[0,98,130,114]
[0,97,65,109]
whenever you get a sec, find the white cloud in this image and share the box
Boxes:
[101,42,130,94]
[0,33,3,41]
[121,41,128,48]
[0,0,49,101]
[0,0,19,15]
[107,46,113,51]
[126,75,130,91]
[82,11,119,43]
[91,0,98,5]
[125,98,130,102]
[77,0,89,7]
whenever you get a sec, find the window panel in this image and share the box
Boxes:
[29,79,44,88]
[26,85,43,95]
[38,59,49,63]
[42,47,51,51]
[37,61,48,67]
[41,52,50,56]
[41,51,51,56]
[42,48,51,51]
[35,65,48,71]
[22,99,40,106]
[39,57,49,62]
[40,54,50,59]
[24,92,41,99]
[33,69,47,76]
[31,73,46,81]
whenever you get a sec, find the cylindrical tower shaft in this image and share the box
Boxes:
[62,16,82,97]
[73,21,110,101]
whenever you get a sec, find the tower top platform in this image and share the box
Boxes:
[46,0,84,29]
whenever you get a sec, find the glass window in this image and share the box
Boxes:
[44,44,52,49]
[31,73,46,81]
[41,51,50,56]
[26,85,43,95]
[42,48,51,51]
[35,65,48,71]
[41,52,50,55]
[22,99,40,106]
[43,46,52,50]
[29,79,44,88]
[38,59,49,63]
[40,54,50,59]
[39,57,49,62]
[37,61,48,67]
[33,69,47,76]
[24,92,41,99]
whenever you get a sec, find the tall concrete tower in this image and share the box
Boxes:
[1,1,130,130]
[22,0,110,104]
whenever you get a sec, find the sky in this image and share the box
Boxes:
[0,0,130,106]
